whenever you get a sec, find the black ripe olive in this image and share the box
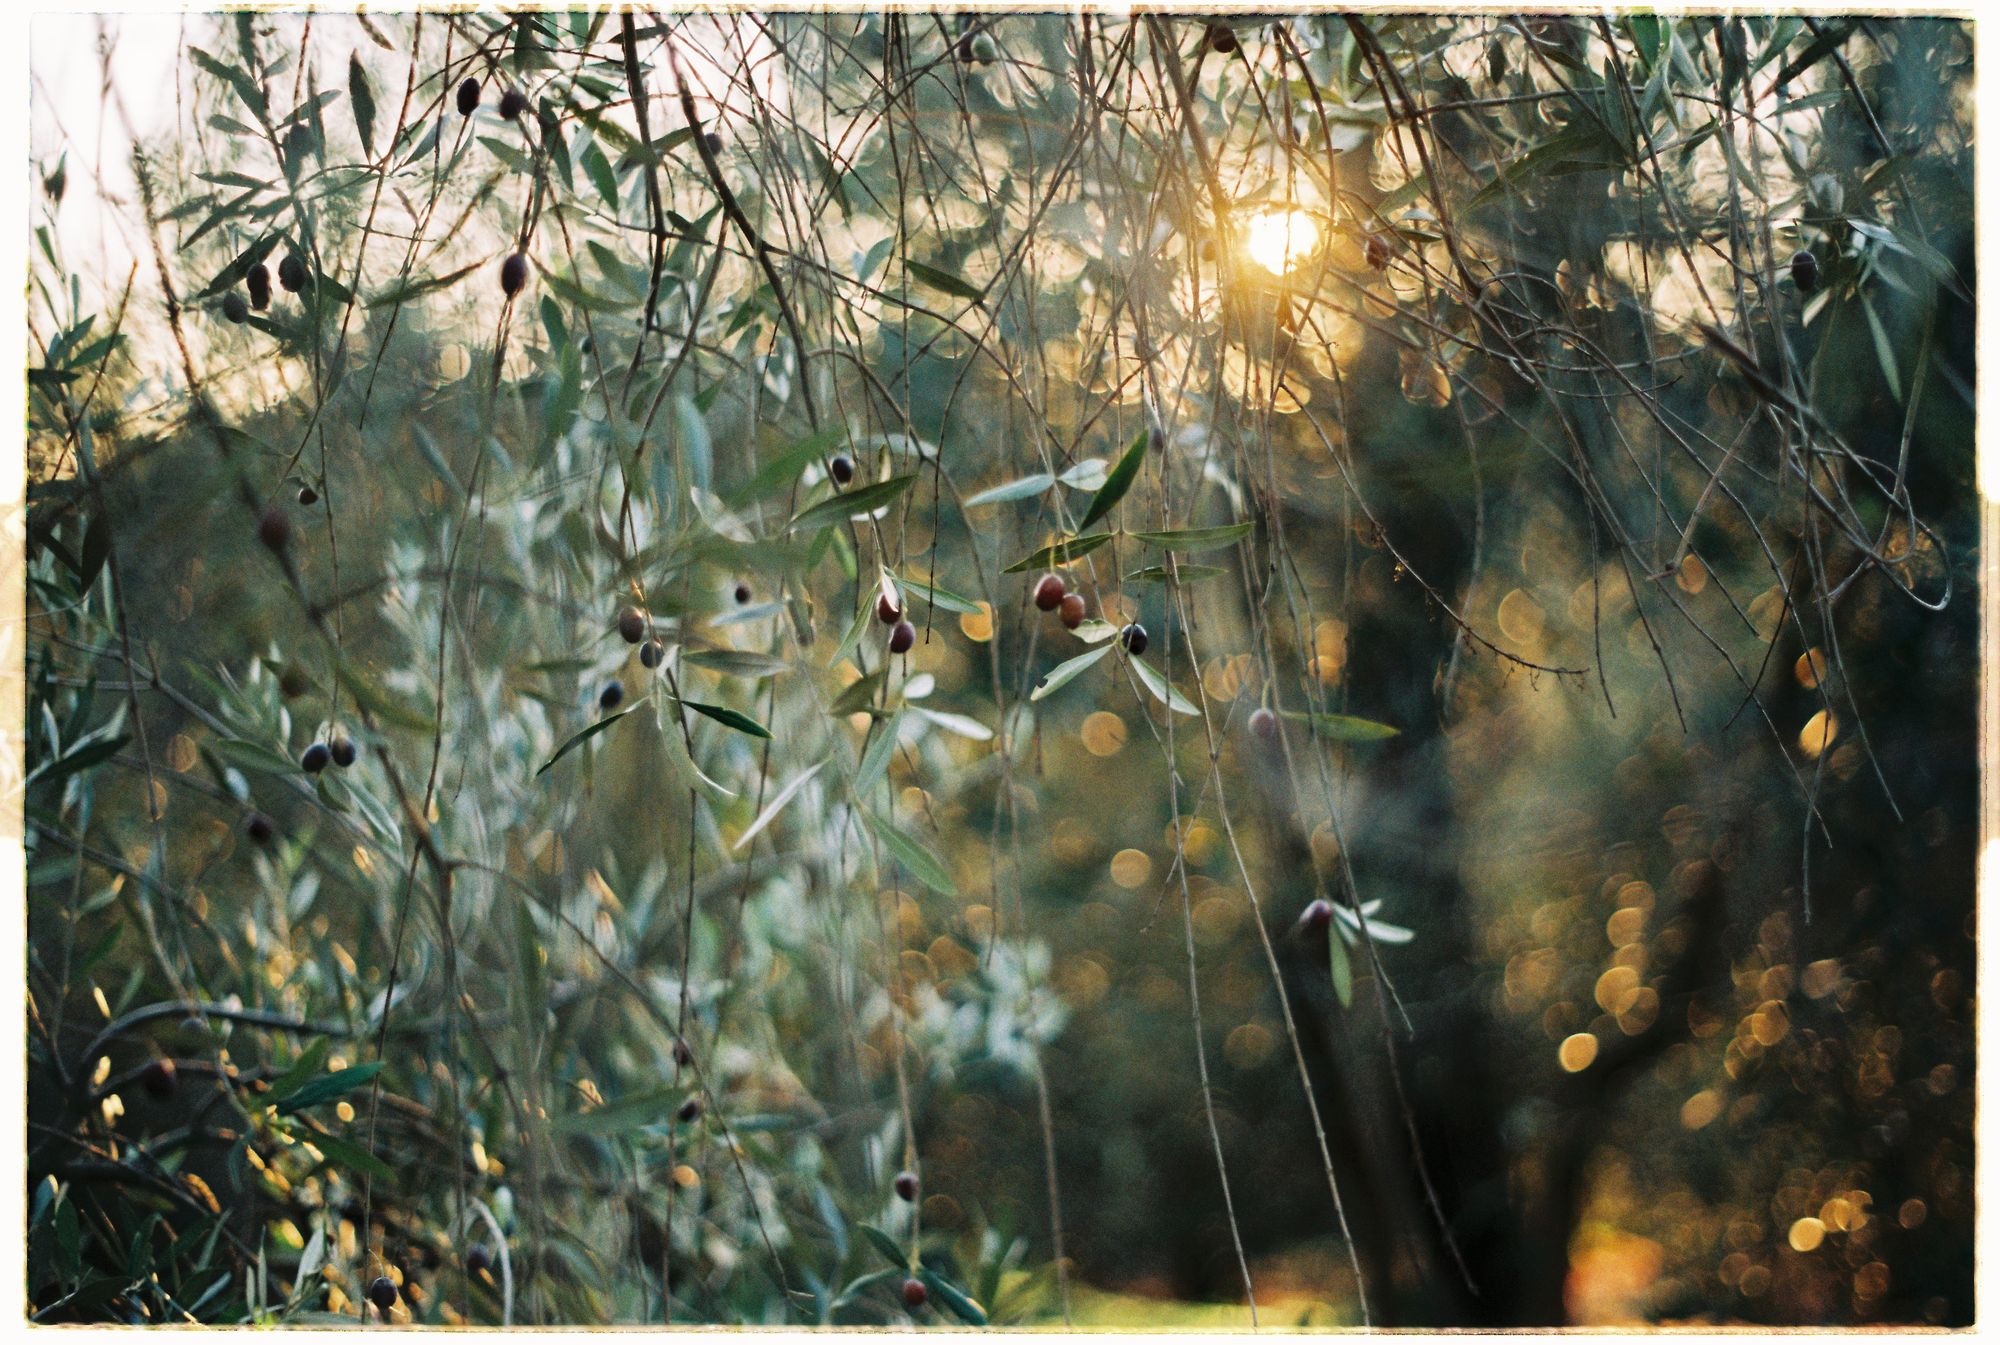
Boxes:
[279,253,308,293]
[888,619,916,655]
[257,505,292,552]
[245,811,276,844]
[498,89,528,121]
[330,737,357,768]
[1791,249,1819,294]
[600,681,625,711]
[221,292,249,324]
[640,639,664,670]
[301,742,331,774]
[500,252,529,297]
[456,77,482,117]
[1299,898,1334,936]
[297,484,319,506]
[876,593,902,625]
[1207,24,1238,55]
[247,263,272,311]
[617,606,648,644]
[828,454,855,485]
[467,1245,491,1276]
[368,1276,399,1312]
[677,1096,703,1124]
[279,666,311,699]
[1365,232,1393,271]
[1120,623,1148,656]
[141,1058,178,1099]
[734,582,753,605]
[894,1171,919,1201]
[703,131,724,155]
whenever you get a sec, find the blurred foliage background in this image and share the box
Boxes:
[22,9,1974,1328]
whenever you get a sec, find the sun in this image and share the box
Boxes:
[1243,207,1321,274]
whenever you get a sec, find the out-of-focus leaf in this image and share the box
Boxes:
[964,474,1052,507]
[1281,710,1399,741]
[1128,522,1252,552]
[786,474,916,533]
[348,54,377,154]
[905,260,984,303]
[863,809,956,896]
[734,759,828,850]
[274,1062,383,1116]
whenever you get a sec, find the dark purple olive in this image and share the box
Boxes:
[829,454,855,485]
[456,77,481,117]
[894,1171,919,1201]
[672,1037,694,1068]
[1791,249,1819,294]
[279,666,310,699]
[617,606,648,644]
[903,1278,928,1309]
[1033,575,1066,612]
[1207,24,1238,54]
[1120,623,1148,656]
[734,582,752,605]
[301,742,331,774]
[1298,899,1334,937]
[279,253,307,293]
[297,484,319,506]
[1249,707,1278,741]
[888,620,916,655]
[500,252,528,297]
[221,293,249,324]
[599,681,625,711]
[467,1244,491,1275]
[640,639,664,670]
[368,1276,399,1311]
[876,593,902,625]
[1058,593,1086,630]
[257,505,292,551]
[245,812,276,844]
[141,1058,178,1099]
[498,89,527,121]
[330,737,357,768]
[703,131,723,155]
[677,1096,702,1124]
[247,263,271,311]
[1365,232,1392,271]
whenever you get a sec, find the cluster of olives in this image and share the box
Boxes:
[1032,574,1148,655]
[300,735,360,774]
[877,589,917,656]
[457,77,528,121]
[219,252,311,325]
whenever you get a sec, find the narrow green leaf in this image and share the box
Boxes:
[785,474,917,534]
[1129,656,1199,716]
[274,1062,383,1116]
[1328,920,1354,1007]
[684,649,789,679]
[537,704,643,777]
[1029,644,1112,702]
[347,54,377,154]
[863,809,956,896]
[733,759,828,850]
[830,670,886,716]
[1280,710,1399,741]
[888,572,982,615]
[1128,522,1252,553]
[1076,428,1149,531]
[301,1130,394,1182]
[852,711,902,799]
[550,1086,686,1135]
[858,1224,908,1270]
[905,260,985,303]
[674,697,772,739]
[918,1268,988,1327]
[1001,531,1113,575]
[964,474,1053,507]
[1126,564,1227,584]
